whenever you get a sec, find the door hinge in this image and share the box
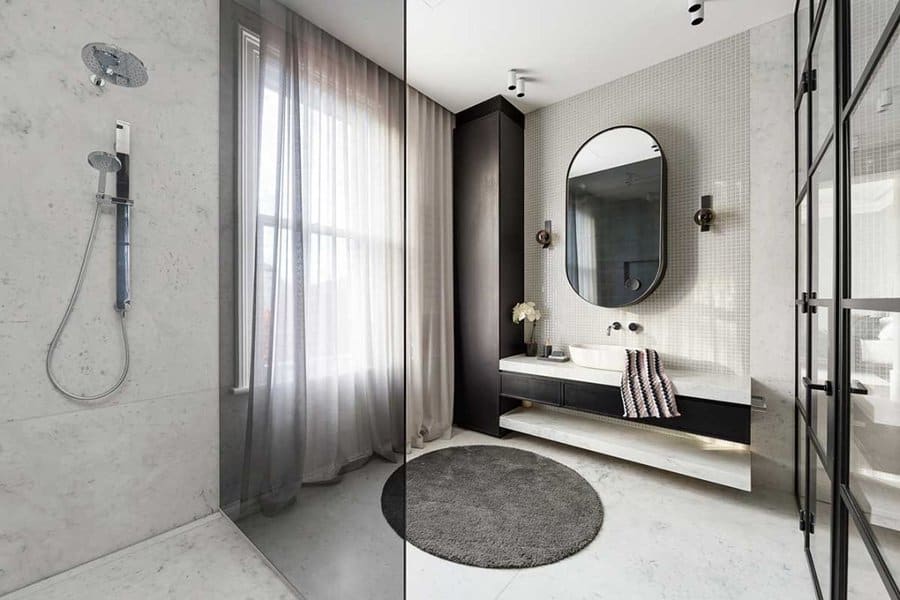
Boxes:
[799,292,817,314]
[809,511,816,534]
[800,70,817,94]
[799,510,807,531]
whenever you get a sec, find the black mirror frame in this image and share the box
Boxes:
[564,125,668,308]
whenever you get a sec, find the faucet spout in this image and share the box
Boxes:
[607,321,622,336]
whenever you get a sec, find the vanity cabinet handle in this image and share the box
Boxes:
[802,376,833,396]
[849,380,868,395]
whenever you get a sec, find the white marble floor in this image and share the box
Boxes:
[1,513,299,600]
[407,429,815,600]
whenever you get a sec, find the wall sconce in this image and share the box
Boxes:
[693,195,715,231]
[535,220,551,248]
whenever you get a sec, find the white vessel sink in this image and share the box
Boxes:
[568,344,628,372]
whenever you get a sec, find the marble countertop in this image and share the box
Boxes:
[499,354,751,406]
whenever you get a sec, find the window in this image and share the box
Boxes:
[234,26,259,393]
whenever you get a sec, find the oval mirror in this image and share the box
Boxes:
[565,126,666,307]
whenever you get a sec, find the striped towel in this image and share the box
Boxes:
[620,349,680,418]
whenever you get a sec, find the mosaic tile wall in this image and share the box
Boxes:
[525,32,751,375]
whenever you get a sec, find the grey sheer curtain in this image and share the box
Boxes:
[244,2,306,515]
[244,0,403,515]
[406,89,454,448]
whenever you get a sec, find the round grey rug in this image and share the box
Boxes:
[381,445,603,568]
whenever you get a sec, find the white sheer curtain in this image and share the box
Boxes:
[287,9,404,482]
[406,89,454,449]
[246,1,403,514]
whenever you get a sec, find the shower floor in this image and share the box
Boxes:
[1,513,299,600]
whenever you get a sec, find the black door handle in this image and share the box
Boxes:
[802,376,833,396]
[849,380,868,395]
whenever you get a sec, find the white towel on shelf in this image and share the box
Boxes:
[620,348,680,419]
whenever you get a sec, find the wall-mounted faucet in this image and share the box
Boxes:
[607,321,621,336]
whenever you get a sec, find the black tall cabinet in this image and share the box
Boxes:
[453,96,525,437]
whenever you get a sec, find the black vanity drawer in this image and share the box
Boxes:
[563,382,623,417]
[500,372,562,406]
[563,381,750,444]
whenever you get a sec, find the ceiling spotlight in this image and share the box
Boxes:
[690,2,704,25]
[507,69,517,91]
[515,76,525,98]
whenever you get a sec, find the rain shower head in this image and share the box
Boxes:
[88,151,122,173]
[81,43,148,88]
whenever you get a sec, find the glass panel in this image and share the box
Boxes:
[798,2,811,88]
[812,306,833,457]
[851,0,900,89]
[225,2,407,599]
[848,515,894,599]
[797,196,809,407]
[799,97,809,187]
[849,310,900,583]
[812,0,834,154]
[812,451,833,599]
[799,307,809,402]
[797,416,809,515]
[812,144,835,298]
[798,193,809,297]
[849,29,900,298]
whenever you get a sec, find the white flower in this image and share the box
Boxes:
[512,301,542,324]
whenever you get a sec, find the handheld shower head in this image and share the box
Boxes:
[88,151,122,173]
[81,43,148,88]
[88,151,122,195]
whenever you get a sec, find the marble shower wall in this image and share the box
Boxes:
[748,17,795,493]
[525,16,794,491]
[0,0,219,593]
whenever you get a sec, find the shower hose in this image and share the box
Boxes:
[46,201,130,402]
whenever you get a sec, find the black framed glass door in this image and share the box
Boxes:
[795,1,900,598]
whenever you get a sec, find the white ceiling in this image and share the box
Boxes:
[278,0,404,78]
[284,0,794,114]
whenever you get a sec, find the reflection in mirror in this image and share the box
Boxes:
[565,126,666,307]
